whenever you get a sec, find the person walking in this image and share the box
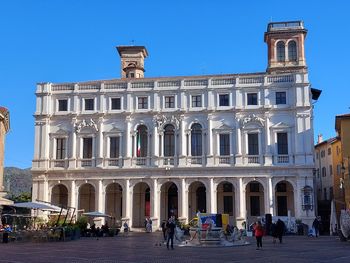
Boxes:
[312,217,320,237]
[166,218,176,250]
[275,219,285,244]
[161,220,167,241]
[254,221,264,250]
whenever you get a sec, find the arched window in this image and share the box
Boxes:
[288,41,297,61]
[276,41,285,62]
[191,123,202,156]
[136,125,148,157]
[164,124,175,157]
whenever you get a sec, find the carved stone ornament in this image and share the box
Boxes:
[240,114,265,127]
[153,114,180,129]
[74,119,98,133]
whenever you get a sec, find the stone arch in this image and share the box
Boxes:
[274,180,295,216]
[245,180,265,223]
[160,181,179,222]
[105,183,123,220]
[188,181,207,220]
[51,184,69,207]
[78,183,96,217]
[217,181,235,225]
[132,182,151,228]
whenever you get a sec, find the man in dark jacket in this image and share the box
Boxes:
[166,218,176,250]
[312,217,320,237]
[275,219,285,243]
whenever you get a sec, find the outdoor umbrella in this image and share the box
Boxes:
[12,201,62,212]
[82,211,111,218]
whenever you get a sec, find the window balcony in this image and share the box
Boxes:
[214,155,234,165]
[186,156,205,166]
[275,155,290,164]
[132,157,150,166]
[50,159,68,169]
[105,158,122,167]
[243,155,261,165]
[78,158,95,168]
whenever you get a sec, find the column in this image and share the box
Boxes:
[152,179,160,230]
[43,180,49,202]
[125,117,132,167]
[123,179,132,226]
[264,114,272,165]
[97,180,104,213]
[237,177,246,228]
[181,179,188,222]
[235,120,243,165]
[70,180,77,209]
[179,117,186,166]
[97,117,104,167]
[230,131,234,164]
[207,115,214,165]
[70,119,77,168]
[209,178,217,213]
[268,177,274,215]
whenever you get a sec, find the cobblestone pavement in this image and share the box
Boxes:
[1,233,349,263]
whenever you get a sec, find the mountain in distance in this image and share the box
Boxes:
[4,167,32,198]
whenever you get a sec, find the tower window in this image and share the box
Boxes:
[277,41,285,62]
[288,41,297,61]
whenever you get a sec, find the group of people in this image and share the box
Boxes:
[86,222,110,237]
[161,216,176,250]
[253,219,286,250]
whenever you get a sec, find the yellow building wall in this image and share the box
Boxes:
[331,139,344,217]
[340,119,350,209]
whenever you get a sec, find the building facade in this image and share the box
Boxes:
[0,106,13,208]
[335,114,350,210]
[32,21,317,229]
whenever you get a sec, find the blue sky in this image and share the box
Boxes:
[1,0,349,168]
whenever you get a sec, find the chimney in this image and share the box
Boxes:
[116,46,148,79]
[317,134,323,144]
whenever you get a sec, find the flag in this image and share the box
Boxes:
[137,132,141,157]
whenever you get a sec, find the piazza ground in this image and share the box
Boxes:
[1,233,349,263]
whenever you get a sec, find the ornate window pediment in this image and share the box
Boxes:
[270,122,290,129]
[239,114,264,129]
[50,128,69,138]
[103,126,123,136]
[213,123,233,133]
[153,114,180,130]
[74,119,98,133]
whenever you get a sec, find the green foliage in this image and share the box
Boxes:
[8,192,31,202]
[75,216,88,231]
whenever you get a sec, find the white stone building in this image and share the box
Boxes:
[32,21,318,229]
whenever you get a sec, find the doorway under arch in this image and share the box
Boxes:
[51,184,68,207]
[160,182,178,222]
[132,182,151,227]
[188,181,206,220]
[275,181,295,216]
[217,182,235,224]
[105,183,123,220]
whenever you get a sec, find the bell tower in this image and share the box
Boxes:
[264,21,307,73]
[116,46,148,79]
